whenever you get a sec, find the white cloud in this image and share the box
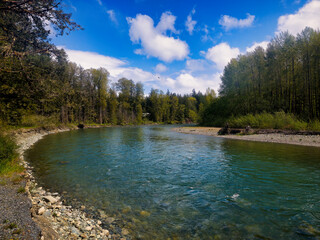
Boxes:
[155,63,167,73]
[186,59,208,72]
[185,9,197,35]
[205,42,240,71]
[59,47,158,84]
[107,10,117,25]
[156,11,178,34]
[127,13,189,62]
[44,20,56,37]
[219,14,255,31]
[246,41,269,52]
[96,0,102,6]
[164,73,221,94]
[277,0,320,35]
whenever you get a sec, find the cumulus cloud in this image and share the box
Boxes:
[185,59,208,72]
[185,9,197,35]
[107,10,118,25]
[277,0,320,35]
[155,63,167,73]
[59,47,158,84]
[164,73,221,94]
[156,11,178,34]
[205,43,240,71]
[219,13,255,31]
[246,41,269,52]
[127,13,189,62]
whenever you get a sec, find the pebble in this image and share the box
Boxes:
[85,226,92,231]
[38,207,45,215]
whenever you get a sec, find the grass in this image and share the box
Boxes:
[17,186,25,194]
[227,111,320,131]
[5,222,18,230]
[0,132,23,176]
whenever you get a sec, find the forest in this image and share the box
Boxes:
[0,0,214,128]
[1,1,320,130]
[200,27,320,129]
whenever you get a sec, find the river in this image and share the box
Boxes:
[25,126,320,239]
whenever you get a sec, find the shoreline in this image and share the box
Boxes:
[173,127,320,148]
[14,126,128,240]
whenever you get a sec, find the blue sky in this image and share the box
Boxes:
[54,0,320,94]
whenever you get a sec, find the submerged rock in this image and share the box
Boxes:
[140,210,150,217]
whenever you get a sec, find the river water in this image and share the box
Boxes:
[25,126,320,239]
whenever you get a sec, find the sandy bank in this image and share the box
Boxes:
[173,127,320,147]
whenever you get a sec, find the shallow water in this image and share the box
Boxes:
[25,126,320,239]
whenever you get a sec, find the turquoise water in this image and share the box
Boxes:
[25,126,320,239]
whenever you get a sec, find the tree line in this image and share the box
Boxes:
[0,49,218,126]
[200,27,320,126]
[0,1,216,126]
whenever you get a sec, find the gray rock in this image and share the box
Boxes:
[71,227,80,236]
[43,210,51,218]
[43,196,58,204]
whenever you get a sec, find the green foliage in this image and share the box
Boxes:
[307,120,320,131]
[0,133,23,176]
[0,0,81,62]
[21,115,59,128]
[17,186,26,194]
[136,104,143,125]
[200,28,320,127]
[0,133,18,166]
[227,111,318,130]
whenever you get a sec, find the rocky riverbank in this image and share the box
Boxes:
[12,126,129,240]
[174,127,320,147]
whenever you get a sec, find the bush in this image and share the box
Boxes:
[308,120,320,131]
[21,114,59,128]
[0,133,22,175]
[228,111,311,130]
[0,133,18,165]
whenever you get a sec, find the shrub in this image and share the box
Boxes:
[228,111,311,130]
[20,114,59,128]
[0,133,18,165]
[0,133,22,175]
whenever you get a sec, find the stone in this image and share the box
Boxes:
[43,196,58,204]
[106,217,115,224]
[97,220,102,225]
[38,207,45,215]
[102,229,109,236]
[43,210,51,218]
[122,228,129,235]
[85,226,92,231]
[81,205,86,210]
[71,227,80,236]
